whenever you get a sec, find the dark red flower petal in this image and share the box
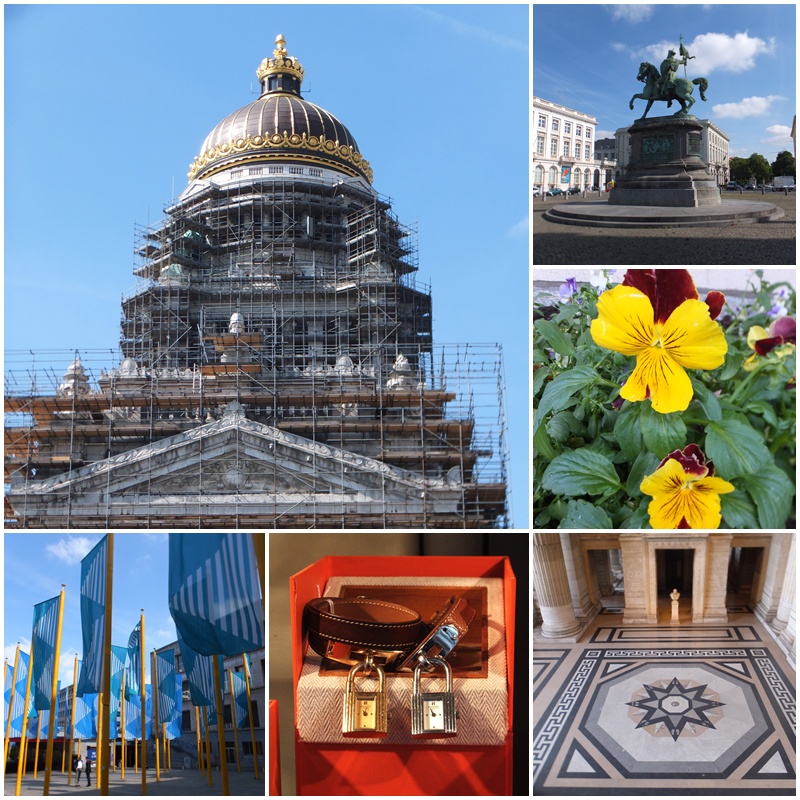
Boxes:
[769,316,796,342]
[704,291,725,321]
[622,269,699,324]
[754,335,785,356]
[677,517,691,529]
[657,443,709,476]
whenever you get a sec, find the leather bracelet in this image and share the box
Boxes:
[303,595,475,671]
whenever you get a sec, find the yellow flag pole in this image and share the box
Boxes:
[67,655,78,786]
[33,723,41,780]
[100,532,114,796]
[120,669,126,780]
[43,585,66,795]
[203,706,212,787]
[162,723,167,773]
[251,533,265,617]
[243,654,260,780]
[195,706,202,773]
[97,693,103,787]
[134,737,138,773]
[139,610,146,795]
[228,670,241,773]
[151,650,160,783]
[212,655,230,796]
[15,639,34,796]
[4,645,20,773]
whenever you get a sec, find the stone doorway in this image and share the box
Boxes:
[656,549,694,623]
[727,546,765,612]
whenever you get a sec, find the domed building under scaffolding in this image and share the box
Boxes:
[4,36,509,529]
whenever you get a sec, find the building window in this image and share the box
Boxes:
[563,140,570,157]
[552,119,559,132]
[534,165,544,185]
[536,135,545,155]
[548,166,558,186]
[586,127,592,138]
[550,138,558,157]
[564,122,571,134]
[574,142,581,158]
[576,125,582,137]
[243,742,264,756]
[538,115,546,128]
[585,144,591,159]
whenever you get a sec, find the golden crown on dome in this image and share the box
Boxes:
[256,34,305,84]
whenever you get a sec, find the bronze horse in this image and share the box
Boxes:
[629,62,708,118]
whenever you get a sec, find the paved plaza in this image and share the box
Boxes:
[4,765,264,796]
[533,191,796,265]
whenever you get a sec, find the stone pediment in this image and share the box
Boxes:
[7,412,463,525]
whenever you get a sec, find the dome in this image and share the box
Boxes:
[188,35,372,183]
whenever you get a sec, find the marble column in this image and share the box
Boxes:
[532,533,581,638]
[756,534,791,622]
[562,534,596,619]
[774,535,795,664]
[703,533,731,624]
[619,534,649,624]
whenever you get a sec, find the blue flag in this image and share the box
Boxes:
[126,621,141,697]
[176,629,222,708]
[9,651,36,737]
[74,693,98,739]
[108,646,128,716]
[168,534,263,656]
[78,536,109,696]
[4,662,12,730]
[32,595,61,710]
[154,650,176,726]
[230,670,249,728]
[124,684,152,741]
[164,674,182,741]
[37,682,61,738]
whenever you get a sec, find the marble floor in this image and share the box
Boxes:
[532,610,795,795]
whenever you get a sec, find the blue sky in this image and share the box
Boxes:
[533,3,796,161]
[4,4,530,527]
[3,533,174,688]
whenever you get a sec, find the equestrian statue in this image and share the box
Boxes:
[629,36,709,119]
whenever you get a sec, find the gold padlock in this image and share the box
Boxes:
[342,655,388,737]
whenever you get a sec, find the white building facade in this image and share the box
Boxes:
[533,97,609,190]
[615,119,730,185]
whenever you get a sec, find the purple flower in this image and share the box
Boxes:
[559,277,578,303]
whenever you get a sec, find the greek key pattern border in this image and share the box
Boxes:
[755,656,796,732]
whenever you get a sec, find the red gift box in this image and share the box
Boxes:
[290,555,515,796]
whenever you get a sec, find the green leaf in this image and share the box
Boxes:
[718,350,745,381]
[533,365,598,433]
[690,378,722,422]
[533,421,557,461]
[546,410,582,443]
[720,490,759,529]
[621,499,651,529]
[541,449,621,496]
[533,319,575,358]
[559,499,613,529]
[640,402,687,458]
[532,366,548,399]
[740,466,795,528]
[705,419,772,479]
[745,399,779,428]
[626,450,661,497]
[613,403,642,463]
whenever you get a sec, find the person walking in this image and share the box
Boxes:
[85,758,92,787]
[75,757,83,785]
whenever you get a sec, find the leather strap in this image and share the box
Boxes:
[303,597,424,668]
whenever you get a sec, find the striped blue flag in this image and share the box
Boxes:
[123,684,152,741]
[4,662,12,730]
[108,646,128,715]
[126,621,141,697]
[168,534,263,656]
[9,651,36,737]
[74,693,98,739]
[77,536,109,696]
[230,670,249,728]
[31,595,60,710]
[155,650,176,726]
[164,674,182,741]
[37,682,60,738]
[176,629,221,708]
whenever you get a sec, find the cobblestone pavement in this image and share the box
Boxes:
[533,190,796,265]
[5,765,264,796]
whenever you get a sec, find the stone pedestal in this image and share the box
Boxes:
[610,116,721,207]
[532,533,582,639]
[670,599,680,624]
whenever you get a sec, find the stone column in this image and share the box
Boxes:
[561,535,596,620]
[756,534,791,623]
[531,533,581,638]
[774,535,795,664]
[703,533,731,624]
[619,534,649,624]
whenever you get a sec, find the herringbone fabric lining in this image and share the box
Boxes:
[297,576,508,745]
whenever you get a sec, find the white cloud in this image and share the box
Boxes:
[712,95,786,119]
[611,42,628,52]
[609,5,655,23]
[507,215,528,238]
[633,32,775,75]
[762,124,793,144]
[595,130,617,139]
[45,535,98,565]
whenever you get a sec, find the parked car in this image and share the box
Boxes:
[545,187,566,197]
[532,186,542,197]
[725,181,739,191]
[773,176,795,190]
[744,184,756,190]
[567,186,582,195]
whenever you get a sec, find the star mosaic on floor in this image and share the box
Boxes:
[533,619,795,795]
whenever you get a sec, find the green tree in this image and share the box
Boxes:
[746,153,773,184]
[771,150,796,177]
[729,156,750,184]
